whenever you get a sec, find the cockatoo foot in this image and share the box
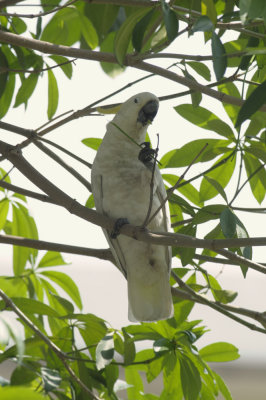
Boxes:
[111,218,129,239]
[138,142,156,164]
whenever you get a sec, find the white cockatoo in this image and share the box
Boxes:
[91,92,173,322]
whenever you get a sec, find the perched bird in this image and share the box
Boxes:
[91,92,173,322]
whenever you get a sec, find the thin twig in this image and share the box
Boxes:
[142,134,159,227]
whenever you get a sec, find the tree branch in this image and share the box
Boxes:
[0,30,265,114]
[171,272,266,334]
[1,139,266,275]
[0,234,114,262]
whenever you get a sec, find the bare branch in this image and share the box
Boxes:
[0,234,114,262]
[0,288,101,400]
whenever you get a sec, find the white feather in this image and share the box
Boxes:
[91,92,173,322]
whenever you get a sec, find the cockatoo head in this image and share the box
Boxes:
[112,92,159,141]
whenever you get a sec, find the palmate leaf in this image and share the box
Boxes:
[40,270,82,309]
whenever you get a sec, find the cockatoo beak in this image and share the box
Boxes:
[137,100,159,126]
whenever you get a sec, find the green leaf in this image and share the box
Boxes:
[236,80,266,128]
[213,371,233,400]
[220,207,236,238]
[211,31,227,81]
[123,328,136,365]
[153,337,173,354]
[8,297,60,317]
[0,199,9,231]
[175,104,235,139]
[199,342,240,362]
[163,174,202,206]
[201,0,217,25]
[114,8,147,65]
[161,139,229,168]
[212,289,238,304]
[84,3,119,40]
[192,204,226,224]
[191,15,214,32]
[11,366,36,386]
[204,176,228,202]
[12,204,37,275]
[161,1,179,42]
[132,9,155,52]
[218,82,241,125]
[100,32,125,77]
[79,13,98,49]
[37,251,68,268]
[41,367,61,392]
[187,61,211,81]
[14,73,38,108]
[179,355,201,400]
[41,8,81,46]
[49,293,74,313]
[40,270,82,309]
[49,55,73,79]
[199,152,236,201]
[10,17,27,34]
[0,387,45,400]
[82,137,102,150]
[96,333,114,370]
[244,153,266,204]
[85,194,95,209]
[0,48,8,99]
[47,69,58,119]
[125,366,143,400]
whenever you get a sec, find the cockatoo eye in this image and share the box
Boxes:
[134,98,139,104]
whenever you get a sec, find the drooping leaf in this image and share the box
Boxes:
[40,270,82,309]
[191,15,214,33]
[179,355,201,400]
[49,55,73,79]
[204,176,228,202]
[199,152,236,201]
[211,31,227,81]
[0,199,9,231]
[243,153,266,204]
[220,207,236,238]
[236,80,266,128]
[132,9,155,52]
[114,8,147,65]
[79,13,98,49]
[125,366,143,400]
[14,73,39,108]
[0,48,8,99]
[187,61,211,81]
[47,68,58,119]
[161,1,179,42]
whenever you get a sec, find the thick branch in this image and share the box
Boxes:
[1,140,266,275]
[0,30,266,113]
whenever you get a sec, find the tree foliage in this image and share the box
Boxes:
[0,0,266,399]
